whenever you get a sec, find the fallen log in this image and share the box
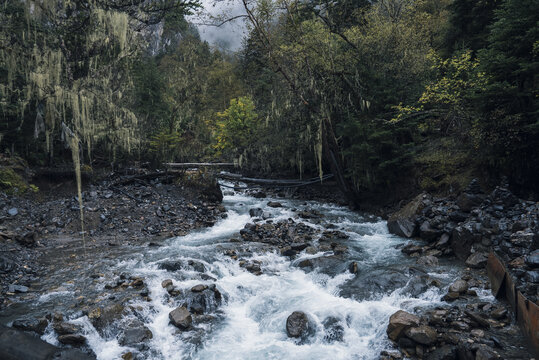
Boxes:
[217,172,334,186]
[164,162,235,168]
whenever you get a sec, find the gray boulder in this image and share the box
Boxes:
[387,194,430,238]
[169,306,192,329]
[286,311,312,338]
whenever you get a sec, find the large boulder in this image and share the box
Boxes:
[169,306,192,330]
[11,318,48,335]
[448,279,468,294]
[0,325,95,360]
[419,221,443,242]
[404,325,437,345]
[387,194,430,238]
[118,320,153,347]
[286,311,312,339]
[465,252,488,268]
[386,310,420,341]
[451,223,481,260]
[88,304,125,333]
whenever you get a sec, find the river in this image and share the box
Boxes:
[3,186,485,359]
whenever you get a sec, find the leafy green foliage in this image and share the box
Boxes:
[214,97,259,159]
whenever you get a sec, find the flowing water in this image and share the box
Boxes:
[2,188,482,360]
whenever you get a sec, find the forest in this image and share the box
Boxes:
[1,0,537,205]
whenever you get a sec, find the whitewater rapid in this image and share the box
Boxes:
[36,189,460,359]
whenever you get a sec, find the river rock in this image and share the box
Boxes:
[420,221,442,242]
[0,325,95,360]
[525,250,539,268]
[0,256,16,273]
[387,194,430,238]
[425,345,456,360]
[169,306,192,329]
[465,252,488,268]
[416,255,439,267]
[191,284,208,292]
[119,321,153,346]
[404,325,437,345]
[53,322,82,335]
[524,270,539,283]
[451,223,481,260]
[162,279,173,288]
[475,344,500,360]
[58,334,86,346]
[249,208,263,217]
[286,311,312,338]
[12,318,48,335]
[449,280,468,294]
[88,304,125,332]
[386,310,420,341]
[267,201,282,208]
[8,284,28,293]
[322,317,344,343]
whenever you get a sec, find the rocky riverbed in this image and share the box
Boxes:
[0,175,536,360]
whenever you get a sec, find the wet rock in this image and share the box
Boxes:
[53,322,82,336]
[8,284,28,293]
[58,334,86,346]
[253,191,266,198]
[12,318,48,335]
[524,270,539,283]
[118,321,153,346]
[281,247,297,257]
[267,201,283,208]
[452,224,481,260]
[249,208,263,218]
[525,250,539,268]
[386,310,420,341]
[0,256,16,273]
[442,292,460,302]
[475,344,500,360]
[465,252,488,269]
[420,221,442,242]
[425,345,456,360]
[401,243,423,255]
[191,284,208,292]
[416,255,439,267]
[7,208,18,216]
[88,304,125,332]
[490,308,507,320]
[161,279,173,288]
[322,317,344,343]
[169,306,192,329]
[449,280,468,294]
[184,286,222,314]
[380,350,403,359]
[465,311,490,329]
[387,194,430,238]
[286,311,312,338]
[404,325,437,345]
[0,325,95,360]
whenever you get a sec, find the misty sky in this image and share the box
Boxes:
[192,0,248,52]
